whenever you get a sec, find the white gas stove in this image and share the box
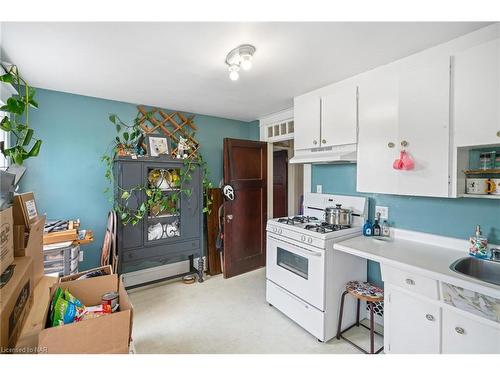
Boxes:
[266,193,368,342]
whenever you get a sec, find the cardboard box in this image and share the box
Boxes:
[13,192,39,229]
[0,207,14,275]
[14,276,57,354]
[58,265,113,283]
[14,216,46,286]
[0,256,34,351]
[38,273,133,354]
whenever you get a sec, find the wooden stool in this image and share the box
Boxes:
[336,280,384,354]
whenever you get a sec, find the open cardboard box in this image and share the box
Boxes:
[38,273,133,354]
[58,264,113,283]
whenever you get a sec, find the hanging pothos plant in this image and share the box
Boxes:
[101,112,214,226]
[0,64,42,165]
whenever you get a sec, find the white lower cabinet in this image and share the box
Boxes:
[384,271,500,354]
[385,286,441,353]
[442,308,500,354]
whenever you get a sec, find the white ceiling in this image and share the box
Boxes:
[0,22,491,122]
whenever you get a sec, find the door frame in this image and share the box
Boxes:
[265,142,303,219]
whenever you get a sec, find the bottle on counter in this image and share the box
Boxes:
[469,225,488,259]
[373,213,382,237]
[382,220,390,237]
[363,220,373,236]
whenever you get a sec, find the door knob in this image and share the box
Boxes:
[455,327,465,335]
[388,142,395,148]
[405,278,415,285]
[322,139,326,144]
[226,214,233,223]
[497,130,500,137]
[313,140,318,145]
[401,140,408,147]
[425,314,434,321]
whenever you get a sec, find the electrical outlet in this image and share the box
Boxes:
[375,206,389,220]
[316,185,322,194]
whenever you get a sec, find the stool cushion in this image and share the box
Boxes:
[346,281,384,300]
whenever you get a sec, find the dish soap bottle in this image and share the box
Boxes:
[469,225,488,259]
[382,220,390,237]
[363,220,373,236]
[373,213,382,237]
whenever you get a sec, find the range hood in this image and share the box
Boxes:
[289,144,357,164]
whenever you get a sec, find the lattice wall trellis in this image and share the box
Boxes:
[137,105,200,159]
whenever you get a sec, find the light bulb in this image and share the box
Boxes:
[240,55,253,71]
[229,70,239,81]
[228,64,240,81]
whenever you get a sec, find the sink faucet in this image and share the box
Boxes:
[491,248,500,262]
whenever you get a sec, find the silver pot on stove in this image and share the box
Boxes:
[325,204,352,226]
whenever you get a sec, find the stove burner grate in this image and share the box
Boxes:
[277,216,319,225]
[304,222,351,233]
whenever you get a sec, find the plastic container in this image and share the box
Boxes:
[479,151,495,170]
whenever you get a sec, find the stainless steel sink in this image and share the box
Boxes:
[450,257,500,286]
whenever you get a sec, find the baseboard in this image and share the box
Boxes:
[122,256,207,288]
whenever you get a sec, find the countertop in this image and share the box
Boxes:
[333,230,500,298]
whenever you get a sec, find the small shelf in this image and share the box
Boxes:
[147,213,179,220]
[463,169,500,175]
[459,194,500,199]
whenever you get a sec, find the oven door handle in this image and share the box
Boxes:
[269,235,323,257]
[295,248,322,257]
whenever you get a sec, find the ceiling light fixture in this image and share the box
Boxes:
[225,44,256,81]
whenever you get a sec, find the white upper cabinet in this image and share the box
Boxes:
[357,55,451,197]
[320,81,358,147]
[397,56,451,197]
[357,64,399,195]
[293,81,358,152]
[293,95,321,150]
[453,38,500,147]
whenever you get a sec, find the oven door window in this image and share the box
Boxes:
[276,247,309,280]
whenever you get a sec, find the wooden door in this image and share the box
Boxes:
[385,287,440,354]
[453,38,500,147]
[293,95,321,150]
[223,138,267,278]
[397,55,451,197]
[273,150,288,218]
[321,81,358,147]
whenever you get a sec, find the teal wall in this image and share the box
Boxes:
[312,164,500,286]
[20,88,259,270]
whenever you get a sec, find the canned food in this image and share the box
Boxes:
[102,292,119,313]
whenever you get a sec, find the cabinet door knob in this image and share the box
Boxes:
[388,142,395,148]
[497,130,500,137]
[322,139,326,144]
[425,314,434,321]
[455,327,465,335]
[405,278,415,285]
[313,140,318,145]
[401,140,408,147]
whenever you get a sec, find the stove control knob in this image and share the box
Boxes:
[301,235,306,242]
[308,237,313,244]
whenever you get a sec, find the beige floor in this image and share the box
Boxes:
[128,268,383,354]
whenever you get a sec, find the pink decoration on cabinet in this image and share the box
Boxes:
[393,150,414,170]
